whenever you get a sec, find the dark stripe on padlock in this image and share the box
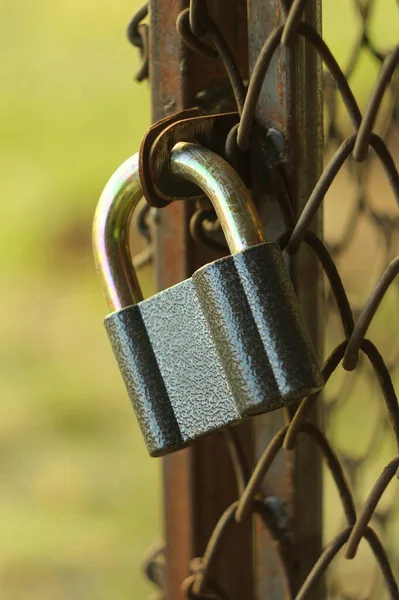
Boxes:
[105,306,183,456]
[233,243,322,403]
[193,253,281,414]
[194,243,322,415]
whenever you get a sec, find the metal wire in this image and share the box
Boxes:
[134,0,399,597]
[176,7,246,113]
[127,3,149,82]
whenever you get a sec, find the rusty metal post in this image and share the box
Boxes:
[149,2,253,600]
[247,2,324,598]
[149,1,324,598]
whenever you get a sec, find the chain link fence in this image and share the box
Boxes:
[321,1,399,598]
[129,1,399,597]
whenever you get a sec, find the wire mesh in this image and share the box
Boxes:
[129,0,399,598]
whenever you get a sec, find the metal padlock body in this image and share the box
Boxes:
[94,143,324,457]
[105,278,240,456]
[105,242,322,456]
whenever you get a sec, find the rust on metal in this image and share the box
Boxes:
[141,111,240,206]
[246,1,324,597]
[139,108,200,208]
[149,1,252,599]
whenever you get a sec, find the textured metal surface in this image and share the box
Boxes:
[105,278,240,456]
[194,243,323,414]
[104,241,323,456]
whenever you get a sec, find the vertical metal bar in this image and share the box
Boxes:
[149,2,254,599]
[247,1,324,598]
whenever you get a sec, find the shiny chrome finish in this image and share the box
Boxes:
[93,153,144,312]
[94,143,266,313]
[170,142,266,254]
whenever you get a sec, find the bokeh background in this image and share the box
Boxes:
[0,1,398,599]
[1,2,157,598]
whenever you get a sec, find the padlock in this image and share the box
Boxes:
[93,142,324,457]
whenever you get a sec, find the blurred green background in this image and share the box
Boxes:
[0,0,398,599]
[1,1,157,598]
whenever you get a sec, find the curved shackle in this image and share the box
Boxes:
[170,142,266,254]
[93,152,144,312]
[93,142,266,312]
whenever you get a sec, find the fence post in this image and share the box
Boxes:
[149,1,324,598]
[149,2,254,599]
[247,2,324,597]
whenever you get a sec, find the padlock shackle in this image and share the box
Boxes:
[93,153,144,312]
[94,143,264,311]
[170,142,266,254]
